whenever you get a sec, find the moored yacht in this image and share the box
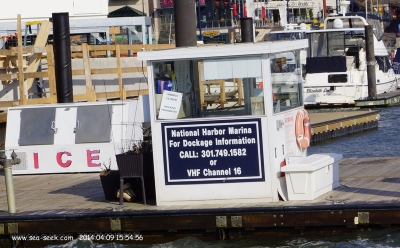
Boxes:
[268,15,399,107]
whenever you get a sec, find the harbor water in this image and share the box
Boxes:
[47,227,400,247]
[307,106,400,158]
[47,106,400,248]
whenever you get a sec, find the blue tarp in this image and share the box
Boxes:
[394,48,400,64]
[392,48,400,74]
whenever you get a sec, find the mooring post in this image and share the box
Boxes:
[365,25,377,98]
[1,151,20,214]
[52,12,73,103]
[240,17,254,43]
[174,0,197,47]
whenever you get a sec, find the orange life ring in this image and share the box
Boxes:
[295,109,311,150]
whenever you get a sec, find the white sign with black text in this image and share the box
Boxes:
[158,91,183,119]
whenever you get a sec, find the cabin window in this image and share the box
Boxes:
[328,74,348,83]
[328,32,345,56]
[151,56,264,120]
[309,33,328,57]
[376,56,390,73]
[270,51,303,113]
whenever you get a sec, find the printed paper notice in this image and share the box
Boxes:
[284,112,297,156]
[158,91,183,119]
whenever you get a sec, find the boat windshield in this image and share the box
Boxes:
[325,17,382,40]
[308,31,365,58]
[268,32,306,41]
[308,31,345,57]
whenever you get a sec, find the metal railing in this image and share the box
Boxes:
[254,20,276,28]
[161,14,323,31]
[197,19,235,29]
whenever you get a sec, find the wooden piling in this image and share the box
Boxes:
[365,25,377,98]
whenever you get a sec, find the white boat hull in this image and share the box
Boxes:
[303,69,398,105]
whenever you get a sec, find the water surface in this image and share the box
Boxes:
[308,106,400,158]
[47,228,400,247]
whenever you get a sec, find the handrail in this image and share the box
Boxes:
[324,15,368,28]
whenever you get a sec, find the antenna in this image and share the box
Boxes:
[340,0,351,16]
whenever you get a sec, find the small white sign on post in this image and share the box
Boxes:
[158,91,183,119]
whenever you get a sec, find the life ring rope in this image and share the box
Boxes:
[295,109,311,150]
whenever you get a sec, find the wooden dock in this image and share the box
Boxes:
[309,109,380,143]
[354,90,400,107]
[1,156,400,246]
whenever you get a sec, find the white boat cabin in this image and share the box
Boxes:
[268,15,398,105]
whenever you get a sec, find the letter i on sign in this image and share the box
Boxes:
[33,151,39,169]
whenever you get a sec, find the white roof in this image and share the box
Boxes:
[137,40,308,61]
